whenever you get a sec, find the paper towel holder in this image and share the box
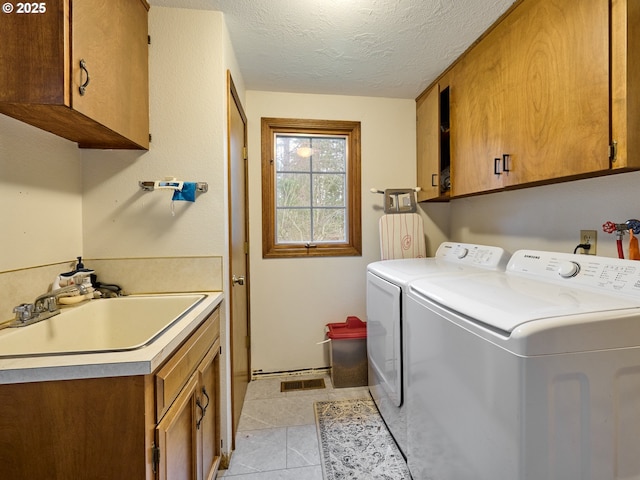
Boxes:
[138,180,209,193]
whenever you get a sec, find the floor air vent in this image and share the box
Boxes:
[280,378,326,392]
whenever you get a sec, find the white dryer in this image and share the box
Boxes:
[406,249,640,479]
[366,242,509,457]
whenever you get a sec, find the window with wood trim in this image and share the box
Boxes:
[261,117,362,258]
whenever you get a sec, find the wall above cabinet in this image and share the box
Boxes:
[0,0,150,150]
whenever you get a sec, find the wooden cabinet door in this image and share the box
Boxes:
[416,85,441,201]
[0,0,68,105]
[197,341,221,480]
[156,373,199,480]
[417,79,451,201]
[72,0,149,148]
[0,375,148,480]
[611,0,640,170]
[450,22,509,197]
[501,0,610,186]
[451,0,610,197]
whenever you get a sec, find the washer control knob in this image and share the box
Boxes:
[558,261,580,278]
[457,247,469,259]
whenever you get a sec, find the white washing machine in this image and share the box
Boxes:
[366,242,509,457]
[406,249,640,479]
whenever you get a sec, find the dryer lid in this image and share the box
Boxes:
[367,242,509,286]
[368,257,479,286]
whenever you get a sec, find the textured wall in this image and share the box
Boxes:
[81,8,228,260]
[446,171,640,259]
[0,116,82,273]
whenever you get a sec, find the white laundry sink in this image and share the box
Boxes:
[0,294,206,357]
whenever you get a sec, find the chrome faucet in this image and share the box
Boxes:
[9,284,89,328]
[33,284,88,312]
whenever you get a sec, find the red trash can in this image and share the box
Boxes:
[326,316,368,388]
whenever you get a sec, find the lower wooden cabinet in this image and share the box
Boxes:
[156,373,200,480]
[155,339,221,480]
[198,345,221,480]
[0,375,152,479]
[153,307,222,479]
[0,306,221,480]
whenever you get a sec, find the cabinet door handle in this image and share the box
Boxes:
[502,154,511,172]
[431,173,437,187]
[201,386,210,416]
[494,157,502,175]
[79,59,90,96]
[196,398,204,430]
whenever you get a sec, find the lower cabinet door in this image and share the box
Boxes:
[156,373,200,480]
[198,341,221,480]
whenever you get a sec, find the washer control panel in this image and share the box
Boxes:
[435,242,510,270]
[508,250,640,297]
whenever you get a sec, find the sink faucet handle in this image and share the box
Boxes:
[43,297,58,312]
[13,303,35,322]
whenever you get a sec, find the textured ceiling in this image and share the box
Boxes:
[148,0,517,99]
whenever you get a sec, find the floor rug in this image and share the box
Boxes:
[315,398,412,480]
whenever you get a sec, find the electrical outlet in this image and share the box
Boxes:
[579,229,597,255]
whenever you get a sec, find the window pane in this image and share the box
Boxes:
[313,208,346,242]
[313,174,345,207]
[276,134,347,244]
[276,208,311,243]
[313,138,346,172]
[276,136,311,172]
[277,173,310,207]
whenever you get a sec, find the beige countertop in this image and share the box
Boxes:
[0,292,223,385]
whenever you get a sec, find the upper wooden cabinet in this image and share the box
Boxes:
[449,24,509,196]
[416,78,451,202]
[611,0,640,171]
[0,0,150,149]
[418,0,640,198]
[451,0,610,197]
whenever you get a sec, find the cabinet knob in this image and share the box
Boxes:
[79,59,90,96]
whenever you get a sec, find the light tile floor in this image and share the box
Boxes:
[218,374,371,480]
